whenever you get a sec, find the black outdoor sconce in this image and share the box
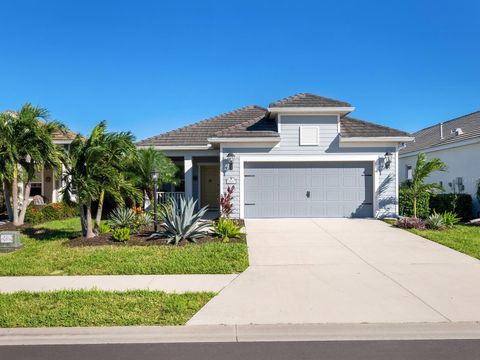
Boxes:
[384,152,393,169]
[226,153,235,171]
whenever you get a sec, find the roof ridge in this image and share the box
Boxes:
[413,110,480,134]
[269,92,351,107]
[343,116,411,136]
[138,105,265,143]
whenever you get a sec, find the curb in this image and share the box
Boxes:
[2,322,480,345]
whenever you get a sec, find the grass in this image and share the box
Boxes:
[0,218,249,275]
[409,225,480,259]
[0,290,215,328]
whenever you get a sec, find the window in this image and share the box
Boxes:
[300,126,319,146]
[406,165,413,180]
[30,170,42,197]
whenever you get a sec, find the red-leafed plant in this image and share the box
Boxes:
[219,185,235,218]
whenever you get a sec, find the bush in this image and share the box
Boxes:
[441,211,461,228]
[399,185,430,219]
[426,212,445,230]
[430,193,472,221]
[133,212,153,233]
[396,217,426,230]
[212,218,245,243]
[112,227,130,242]
[25,202,78,225]
[98,222,111,234]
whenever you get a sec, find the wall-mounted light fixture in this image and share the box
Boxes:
[384,152,393,169]
[225,153,235,171]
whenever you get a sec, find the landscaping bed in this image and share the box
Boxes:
[0,218,249,275]
[0,290,215,328]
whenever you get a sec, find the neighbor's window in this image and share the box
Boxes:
[300,126,320,146]
[30,170,42,197]
[406,165,413,180]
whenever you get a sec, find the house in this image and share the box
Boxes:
[26,128,76,204]
[137,93,413,219]
[399,111,480,217]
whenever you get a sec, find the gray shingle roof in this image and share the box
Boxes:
[137,94,410,147]
[269,93,351,108]
[400,111,480,155]
[137,106,269,146]
[341,117,411,138]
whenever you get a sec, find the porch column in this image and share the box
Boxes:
[184,155,193,199]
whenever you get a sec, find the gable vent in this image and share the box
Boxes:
[300,126,320,146]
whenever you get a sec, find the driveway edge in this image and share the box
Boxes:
[2,322,480,345]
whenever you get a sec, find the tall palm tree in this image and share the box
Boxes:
[64,121,140,238]
[0,104,67,225]
[0,111,15,220]
[406,152,446,218]
[126,148,178,207]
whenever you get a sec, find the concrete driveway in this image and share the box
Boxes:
[188,219,480,325]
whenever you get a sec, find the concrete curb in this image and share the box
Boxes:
[2,322,480,345]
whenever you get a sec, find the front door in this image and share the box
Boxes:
[200,164,220,209]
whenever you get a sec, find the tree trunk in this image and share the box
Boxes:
[79,205,87,237]
[85,205,95,239]
[18,180,32,225]
[11,165,20,226]
[94,190,105,234]
[2,181,13,221]
[413,197,417,218]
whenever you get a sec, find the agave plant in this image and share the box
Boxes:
[426,211,445,230]
[149,197,209,245]
[109,207,136,229]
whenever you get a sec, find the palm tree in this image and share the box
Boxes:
[63,121,140,238]
[405,153,446,218]
[0,104,67,225]
[0,111,15,221]
[126,148,178,207]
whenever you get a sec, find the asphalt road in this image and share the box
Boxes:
[2,340,480,360]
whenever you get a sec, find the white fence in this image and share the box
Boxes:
[156,192,185,205]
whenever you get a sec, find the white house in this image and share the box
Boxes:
[398,111,480,218]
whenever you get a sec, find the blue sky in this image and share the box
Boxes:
[1,0,479,140]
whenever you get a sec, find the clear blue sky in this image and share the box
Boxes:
[1,0,479,140]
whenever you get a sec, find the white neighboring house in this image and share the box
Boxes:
[399,111,480,218]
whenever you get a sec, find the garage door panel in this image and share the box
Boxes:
[244,161,373,218]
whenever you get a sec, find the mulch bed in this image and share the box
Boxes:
[0,222,31,231]
[66,222,246,248]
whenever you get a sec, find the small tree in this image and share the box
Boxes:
[403,153,446,218]
[219,185,235,218]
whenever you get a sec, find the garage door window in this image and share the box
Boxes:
[300,126,319,146]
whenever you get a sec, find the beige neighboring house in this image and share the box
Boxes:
[24,128,76,204]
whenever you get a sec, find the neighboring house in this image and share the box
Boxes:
[23,128,76,204]
[137,93,413,219]
[399,111,480,217]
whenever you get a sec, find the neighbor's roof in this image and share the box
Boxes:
[269,93,351,108]
[400,111,480,155]
[138,94,409,147]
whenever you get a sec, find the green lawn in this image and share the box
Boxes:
[409,225,480,259]
[0,290,214,328]
[0,218,249,275]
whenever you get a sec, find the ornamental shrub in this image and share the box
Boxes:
[112,227,130,242]
[25,202,78,224]
[429,193,472,221]
[396,217,426,230]
[399,185,430,219]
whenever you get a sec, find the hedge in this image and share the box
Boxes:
[429,193,473,221]
[25,203,78,225]
[399,186,430,219]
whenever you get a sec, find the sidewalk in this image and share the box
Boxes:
[2,322,480,345]
[0,274,238,293]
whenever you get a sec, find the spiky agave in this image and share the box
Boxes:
[149,196,210,245]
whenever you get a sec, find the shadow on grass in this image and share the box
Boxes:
[22,227,82,241]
